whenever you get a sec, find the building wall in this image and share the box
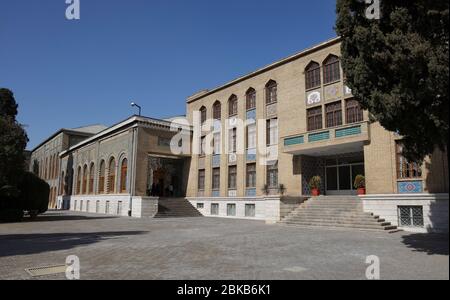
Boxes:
[185,39,449,199]
[30,132,65,209]
[186,39,363,198]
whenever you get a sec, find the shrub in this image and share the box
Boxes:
[18,172,50,214]
[354,175,366,189]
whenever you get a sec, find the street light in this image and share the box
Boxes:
[131,102,142,116]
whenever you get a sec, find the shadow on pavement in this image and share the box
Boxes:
[0,231,148,257]
[401,233,449,256]
[21,212,120,223]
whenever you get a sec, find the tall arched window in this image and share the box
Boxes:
[82,165,88,194]
[108,158,116,194]
[200,106,207,124]
[76,166,81,195]
[120,158,128,193]
[228,95,238,117]
[323,55,340,84]
[60,171,65,196]
[265,80,277,104]
[99,160,106,194]
[213,101,222,120]
[246,88,256,110]
[89,163,95,194]
[305,61,321,90]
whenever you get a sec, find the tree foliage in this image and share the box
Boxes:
[0,88,28,188]
[336,0,449,161]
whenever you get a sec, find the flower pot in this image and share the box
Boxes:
[357,188,366,195]
[311,188,321,196]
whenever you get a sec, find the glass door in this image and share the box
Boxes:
[326,163,364,195]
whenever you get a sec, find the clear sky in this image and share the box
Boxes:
[0,0,338,150]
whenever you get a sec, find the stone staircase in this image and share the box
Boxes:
[279,196,399,232]
[155,198,203,218]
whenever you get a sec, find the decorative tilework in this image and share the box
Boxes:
[212,155,221,168]
[335,126,362,138]
[284,136,304,146]
[212,190,220,197]
[246,109,256,120]
[398,181,423,194]
[308,131,330,143]
[246,188,257,197]
[246,148,256,162]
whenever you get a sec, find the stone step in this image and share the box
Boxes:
[282,220,397,231]
[155,198,203,218]
[285,216,387,224]
[279,196,397,233]
[282,223,400,233]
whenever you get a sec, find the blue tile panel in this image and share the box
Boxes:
[284,136,304,146]
[212,190,220,197]
[246,109,256,120]
[246,148,256,161]
[246,188,257,197]
[335,125,362,138]
[398,181,423,194]
[212,155,221,168]
[308,131,330,143]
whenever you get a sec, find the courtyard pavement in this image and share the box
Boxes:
[0,211,448,280]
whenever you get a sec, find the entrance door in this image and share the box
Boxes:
[326,163,364,195]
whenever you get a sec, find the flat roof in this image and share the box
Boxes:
[59,115,192,157]
[187,36,341,104]
[30,126,106,153]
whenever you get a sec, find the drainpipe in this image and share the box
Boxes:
[129,125,138,216]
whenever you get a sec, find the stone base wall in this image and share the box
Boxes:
[57,195,159,218]
[361,194,449,233]
[187,196,304,224]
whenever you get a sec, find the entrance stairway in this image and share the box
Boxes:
[279,196,399,232]
[155,198,203,218]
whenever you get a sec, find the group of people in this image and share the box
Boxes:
[149,182,174,197]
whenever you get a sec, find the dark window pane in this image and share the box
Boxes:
[326,167,338,191]
[338,166,351,190]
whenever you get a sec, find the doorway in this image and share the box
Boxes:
[325,160,365,195]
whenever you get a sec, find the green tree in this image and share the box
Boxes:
[0,88,29,189]
[335,0,449,162]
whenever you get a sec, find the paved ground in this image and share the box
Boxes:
[0,211,448,280]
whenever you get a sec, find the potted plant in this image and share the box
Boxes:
[308,176,322,196]
[278,184,286,196]
[261,184,270,196]
[354,175,366,195]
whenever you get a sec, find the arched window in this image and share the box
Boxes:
[228,95,238,117]
[82,165,88,194]
[265,80,277,105]
[120,158,128,193]
[323,55,340,84]
[200,106,207,124]
[108,158,116,194]
[44,157,48,180]
[246,88,256,110]
[305,61,321,90]
[99,160,106,194]
[60,171,65,196]
[213,101,222,120]
[89,163,95,194]
[76,166,81,195]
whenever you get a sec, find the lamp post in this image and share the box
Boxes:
[131,102,142,116]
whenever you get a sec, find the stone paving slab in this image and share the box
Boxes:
[0,211,448,280]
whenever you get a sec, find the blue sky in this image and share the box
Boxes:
[0,0,337,150]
